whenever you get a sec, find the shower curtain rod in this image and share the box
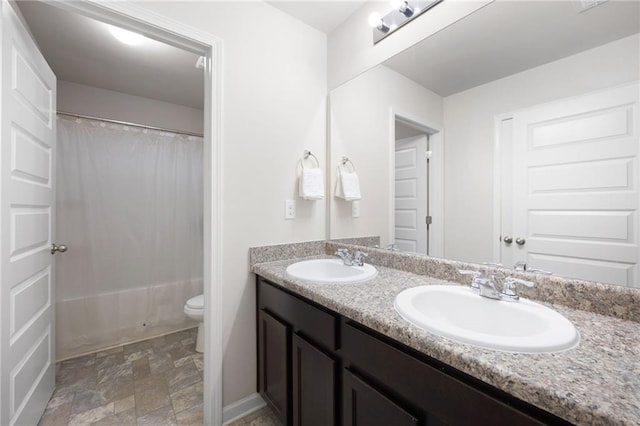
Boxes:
[57,111,204,138]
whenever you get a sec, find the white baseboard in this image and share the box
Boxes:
[222,393,266,425]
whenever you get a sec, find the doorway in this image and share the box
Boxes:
[391,114,443,257]
[0,1,222,424]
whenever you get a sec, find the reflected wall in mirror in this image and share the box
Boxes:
[329,0,640,287]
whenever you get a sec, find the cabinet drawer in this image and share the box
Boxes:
[258,278,338,351]
[342,321,549,426]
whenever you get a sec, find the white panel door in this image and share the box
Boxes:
[395,135,428,254]
[1,1,57,424]
[511,83,639,286]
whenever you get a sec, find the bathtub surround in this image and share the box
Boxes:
[56,116,204,359]
[57,281,202,360]
[251,242,640,424]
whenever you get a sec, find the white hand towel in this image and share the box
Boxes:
[335,170,362,201]
[299,167,325,200]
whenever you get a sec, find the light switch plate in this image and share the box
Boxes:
[285,200,296,219]
[352,200,360,218]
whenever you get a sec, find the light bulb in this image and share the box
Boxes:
[108,25,146,46]
[368,12,383,28]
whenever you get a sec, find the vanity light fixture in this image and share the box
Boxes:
[370,0,444,44]
[368,12,390,33]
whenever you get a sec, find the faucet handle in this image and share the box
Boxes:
[501,277,535,301]
[336,248,350,255]
[353,251,368,266]
[458,269,483,289]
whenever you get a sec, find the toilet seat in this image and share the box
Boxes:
[186,294,204,310]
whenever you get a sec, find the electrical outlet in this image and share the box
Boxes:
[352,200,360,218]
[285,200,296,219]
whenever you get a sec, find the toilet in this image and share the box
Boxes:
[184,294,204,353]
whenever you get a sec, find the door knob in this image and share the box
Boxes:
[515,237,526,246]
[51,243,68,255]
[503,236,513,244]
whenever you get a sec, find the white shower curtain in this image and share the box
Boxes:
[55,115,203,359]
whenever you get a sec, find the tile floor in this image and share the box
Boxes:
[38,327,203,426]
[228,406,281,426]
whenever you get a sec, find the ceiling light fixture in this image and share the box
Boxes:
[370,0,444,44]
[108,25,146,46]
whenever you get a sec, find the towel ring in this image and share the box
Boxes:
[340,156,356,172]
[301,150,320,169]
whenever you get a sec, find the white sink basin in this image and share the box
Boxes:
[286,259,377,284]
[394,285,579,353]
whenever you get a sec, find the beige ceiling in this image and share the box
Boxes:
[17,1,204,109]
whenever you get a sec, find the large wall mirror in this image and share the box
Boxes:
[329,0,640,287]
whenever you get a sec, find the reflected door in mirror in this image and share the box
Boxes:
[503,83,639,286]
[395,135,429,254]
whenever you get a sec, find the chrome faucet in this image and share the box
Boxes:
[335,248,369,267]
[500,277,535,301]
[353,251,368,267]
[335,248,354,266]
[459,270,501,299]
[458,270,535,302]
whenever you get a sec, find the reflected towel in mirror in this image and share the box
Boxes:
[335,169,361,201]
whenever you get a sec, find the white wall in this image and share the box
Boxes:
[327,0,491,90]
[58,80,203,134]
[136,1,327,406]
[443,34,640,264]
[330,65,443,245]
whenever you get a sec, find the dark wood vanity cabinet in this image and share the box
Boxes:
[257,278,338,426]
[256,276,570,426]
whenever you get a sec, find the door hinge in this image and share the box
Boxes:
[426,215,432,225]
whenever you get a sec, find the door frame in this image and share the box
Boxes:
[389,109,443,257]
[16,2,224,424]
[493,112,513,264]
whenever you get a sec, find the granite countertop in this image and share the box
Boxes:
[252,256,640,426]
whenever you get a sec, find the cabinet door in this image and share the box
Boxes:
[258,310,290,424]
[343,369,419,426]
[292,333,336,426]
